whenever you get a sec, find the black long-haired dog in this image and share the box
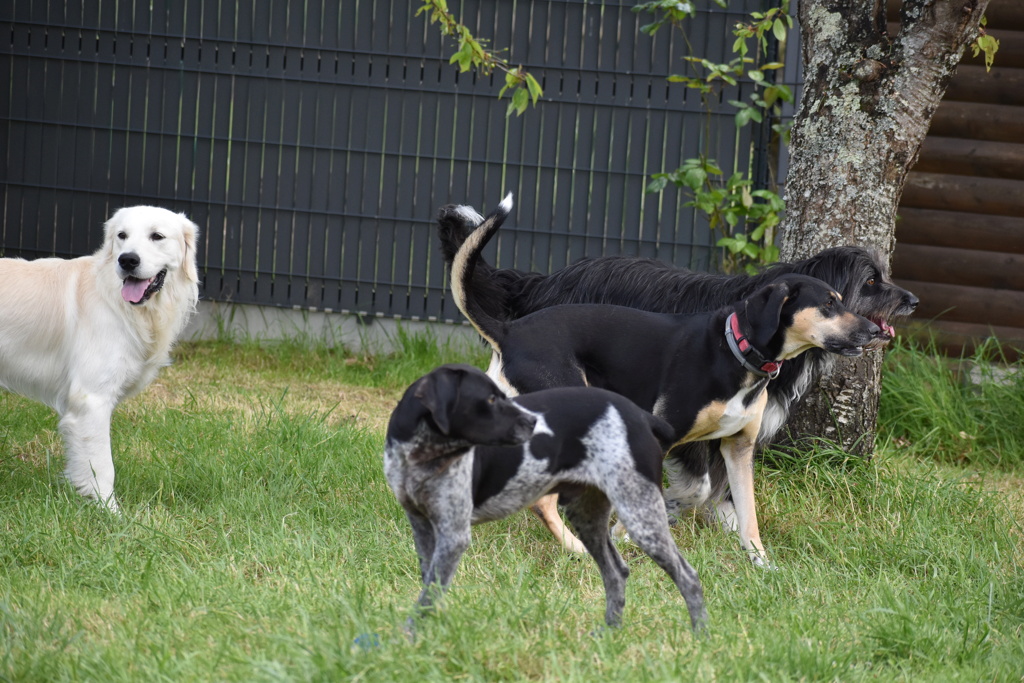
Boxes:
[437,200,919,553]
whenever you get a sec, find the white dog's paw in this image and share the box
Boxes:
[93,492,121,514]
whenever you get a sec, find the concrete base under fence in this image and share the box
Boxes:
[183,301,480,354]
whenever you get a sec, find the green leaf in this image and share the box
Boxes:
[733,36,748,58]
[498,71,519,98]
[973,33,1000,71]
[741,185,753,208]
[683,167,707,191]
[715,236,736,251]
[524,73,543,102]
[696,197,718,213]
[509,87,529,116]
[452,48,473,72]
[772,17,786,42]
[646,176,669,194]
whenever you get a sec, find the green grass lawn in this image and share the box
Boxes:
[1,333,1022,681]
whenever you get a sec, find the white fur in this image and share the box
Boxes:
[0,206,200,509]
[758,360,818,442]
[452,204,484,226]
[705,388,764,440]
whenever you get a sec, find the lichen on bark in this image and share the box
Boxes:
[776,0,990,455]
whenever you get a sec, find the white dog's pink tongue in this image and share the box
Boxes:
[122,277,150,303]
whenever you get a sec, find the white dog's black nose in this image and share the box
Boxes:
[118,253,140,272]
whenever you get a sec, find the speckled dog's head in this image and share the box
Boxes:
[387,364,537,462]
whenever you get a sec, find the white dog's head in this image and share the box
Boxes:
[104,206,200,306]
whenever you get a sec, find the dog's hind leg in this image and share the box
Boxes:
[531,495,587,553]
[612,480,708,632]
[662,451,712,518]
[613,446,711,541]
[703,497,738,532]
[561,489,629,627]
[59,394,119,511]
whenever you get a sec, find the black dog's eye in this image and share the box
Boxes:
[117,231,127,240]
[866,278,876,286]
[150,232,165,241]
[825,298,834,308]
[487,394,497,405]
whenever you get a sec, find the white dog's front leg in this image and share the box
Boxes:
[59,394,119,511]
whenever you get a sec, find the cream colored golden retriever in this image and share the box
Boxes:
[0,206,200,509]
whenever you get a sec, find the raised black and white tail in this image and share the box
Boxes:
[449,193,514,353]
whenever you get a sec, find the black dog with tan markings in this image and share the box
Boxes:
[450,196,888,566]
[384,364,708,632]
[438,196,919,554]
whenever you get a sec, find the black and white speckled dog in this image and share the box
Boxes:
[384,364,708,632]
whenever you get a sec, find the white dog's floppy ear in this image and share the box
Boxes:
[103,208,126,258]
[179,214,200,284]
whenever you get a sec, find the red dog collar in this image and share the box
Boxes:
[725,312,783,379]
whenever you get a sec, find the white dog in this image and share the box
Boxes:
[0,206,200,510]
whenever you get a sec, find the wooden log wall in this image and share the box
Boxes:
[890,2,1024,359]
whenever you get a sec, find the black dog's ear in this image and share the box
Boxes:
[743,281,791,350]
[413,368,462,435]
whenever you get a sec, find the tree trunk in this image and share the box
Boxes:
[779,0,990,454]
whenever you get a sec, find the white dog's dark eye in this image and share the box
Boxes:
[150,233,165,241]
[117,231,127,240]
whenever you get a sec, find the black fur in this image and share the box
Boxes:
[449,206,882,565]
[438,197,918,551]
[438,204,919,437]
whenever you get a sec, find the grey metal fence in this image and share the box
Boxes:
[1,0,775,323]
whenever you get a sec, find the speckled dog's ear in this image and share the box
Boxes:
[413,367,463,435]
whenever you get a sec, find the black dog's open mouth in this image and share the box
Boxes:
[864,318,897,349]
[121,269,167,305]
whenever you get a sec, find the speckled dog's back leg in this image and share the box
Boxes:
[561,489,629,627]
[612,478,708,632]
